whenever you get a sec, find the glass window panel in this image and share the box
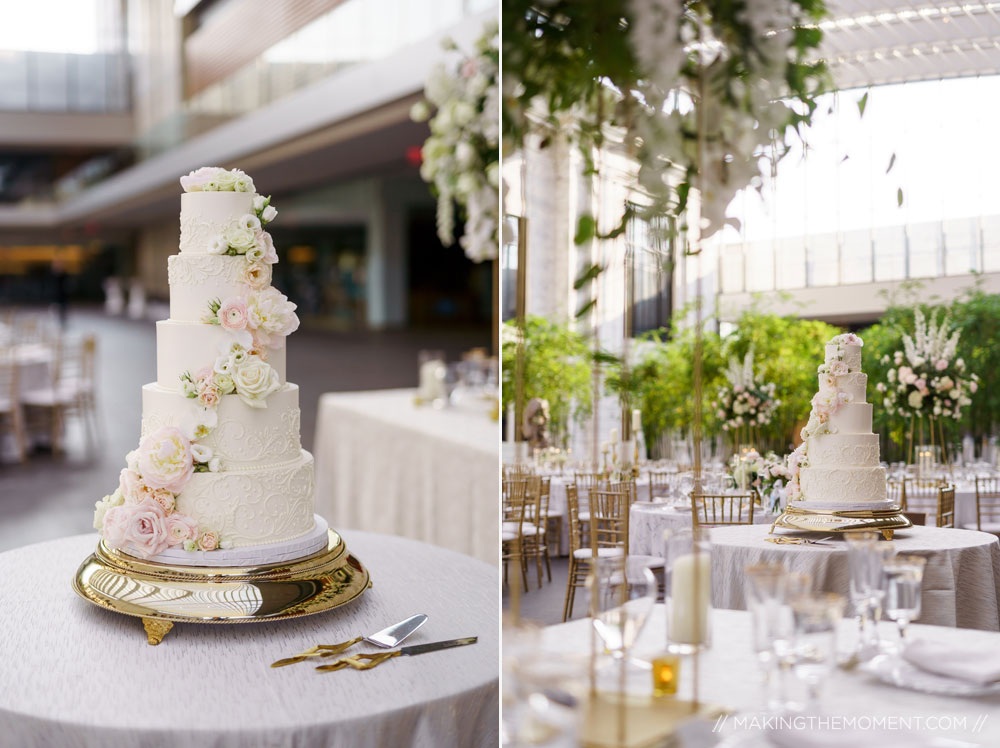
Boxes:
[840,230,872,285]
[907,222,940,279]
[872,226,905,282]
[806,233,838,287]
[0,51,29,109]
[983,217,1000,273]
[745,240,774,292]
[775,238,805,290]
[33,52,68,110]
[943,217,979,276]
[719,243,744,294]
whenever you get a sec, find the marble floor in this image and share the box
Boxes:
[0,307,489,552]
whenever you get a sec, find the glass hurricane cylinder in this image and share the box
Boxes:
[663,528,712,654]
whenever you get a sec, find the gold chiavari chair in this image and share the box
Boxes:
[936,485,956,529]
[902,478,946,525]
[886,479,904,508]
[0,347,27,462]
[969,477,1000,535]
[562,485,589,621]
[691,491,756,528]
[588,487,630,557]
[502,479,529,591]
[647,470,675,501]
[522,476,552,588]
[573,470,606,547]
[504,463,534,480]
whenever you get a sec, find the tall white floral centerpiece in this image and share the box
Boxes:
[712,348,780,454]
[877,308,978,466]
[411,24,499,264]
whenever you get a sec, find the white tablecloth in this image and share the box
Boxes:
[313,389,497,565]
[629,502,777,556]
[710,524,1000,630]
[0,532,498,748]
[536,605,1000,745]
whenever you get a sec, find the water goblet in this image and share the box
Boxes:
[882,555,926,647]
[744,562,787,709]
[791,593,846,712]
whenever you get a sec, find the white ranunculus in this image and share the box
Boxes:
[232,356,280,408]
[240,214,261,231]
[191,444,213,463]
[261,205,277,223]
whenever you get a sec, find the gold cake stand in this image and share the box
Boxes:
[771,503,911,540]
[73,529,370,645]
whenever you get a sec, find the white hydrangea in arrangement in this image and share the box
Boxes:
[879,308,978,420]
[411,23,498,263]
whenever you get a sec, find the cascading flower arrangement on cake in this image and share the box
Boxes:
[411,23,499,263]
[93,167,321,561]
[712,347,779,444]
[877,308,978,423]
[785,333,888,506]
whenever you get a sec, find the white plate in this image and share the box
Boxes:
[861,652,1000,697]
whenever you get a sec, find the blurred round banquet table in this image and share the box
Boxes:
[0,531,499,748]
[629,501,778,556]
[313,389,497,565]
[535,606,1000,745]
[710,524,1000,630]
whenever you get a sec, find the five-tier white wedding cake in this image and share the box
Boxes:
[786,333,889,508]
[94,167,329,564]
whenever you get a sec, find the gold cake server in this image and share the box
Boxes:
[270,613,428,667]
[315,636,478,672]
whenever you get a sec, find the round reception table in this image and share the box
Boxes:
[629,501,778,556]
[710,524,1000,631]
[0,531,499,748]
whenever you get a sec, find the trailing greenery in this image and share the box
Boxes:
[501,316,593,445]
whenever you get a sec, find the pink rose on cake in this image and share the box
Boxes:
[137,426,195,493]
[218,297,249,331]
[247,287,299,349]
[150,488,176,514]
[166,514,199,546]
[243,261,271,290]
[124,499,172,558]
[198,531,220,551]
[180,166,223,192]
[197,380,221,409]
[101,504,132,548]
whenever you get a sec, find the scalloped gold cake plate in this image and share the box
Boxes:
[73,530,371,645]
[770,504,911,541]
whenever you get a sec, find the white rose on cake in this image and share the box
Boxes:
[212,169,238,191]
[247,287,299,349]
[180,166,223,192]
[224,225,257,255]
[233,356,280,408]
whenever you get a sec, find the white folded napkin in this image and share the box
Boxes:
[902,638,1000,686]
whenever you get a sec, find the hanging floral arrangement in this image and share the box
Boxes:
[411,23,499,263]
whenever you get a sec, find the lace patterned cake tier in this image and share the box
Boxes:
[174,450,316,548]
[141,383,301,469]
[179,192,255,254]
[799,465,887,502]
[168,254,271,322]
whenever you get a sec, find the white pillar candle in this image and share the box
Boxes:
[632,409,642,432]
[670,552,711,645]
[610,427,619,444]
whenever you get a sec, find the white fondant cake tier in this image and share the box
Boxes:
[819,372,867,401]
[825,342,862,372]
[798,465,887,502]
[827,402,872,434]
[807,433,880,467]
[174,449,315,548]
[792,499,895,512]
[124,515,328,567]
[155,319,286,389]
[180,191,255,254]
[141,383,301,469]
[168,254,270,322]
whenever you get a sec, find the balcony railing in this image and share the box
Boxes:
[0,50,129,113]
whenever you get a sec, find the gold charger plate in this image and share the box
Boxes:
[73,529,371,644]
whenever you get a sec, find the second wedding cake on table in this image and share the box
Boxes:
[93,167,330,565]
[786,333,891,509]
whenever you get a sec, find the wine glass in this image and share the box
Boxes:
[882,555,926,647]
[846,531,881,656]
[744,562,787,709]
[791,593,846,712]
[588,557,657,663]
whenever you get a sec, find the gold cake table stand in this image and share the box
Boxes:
[73,529,370,645]
[770,504,911,540]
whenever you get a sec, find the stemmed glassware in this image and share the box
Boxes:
[882,555,926,648]
[744,563,788,710]
[846,532,895,658]
[790,593,846,712]
[588,556,658,686]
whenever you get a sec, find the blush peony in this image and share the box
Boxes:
[137,426,195,493]
[124,499,172,558]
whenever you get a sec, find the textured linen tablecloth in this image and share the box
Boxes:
[0,532,499,748]
[537,605,1000,745]
[628,502,777,556]
[313,389,498,565]
[710,524,1000,630]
